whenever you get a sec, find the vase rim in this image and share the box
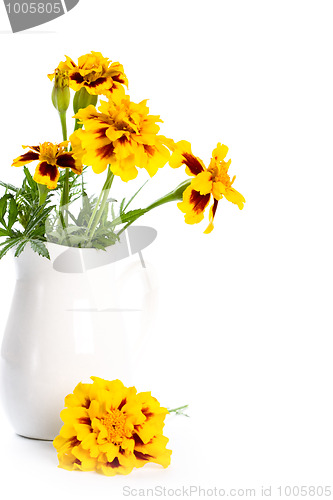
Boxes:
[12,225,157,274]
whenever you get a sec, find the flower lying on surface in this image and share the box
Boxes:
[12,141,83,190]
[53,377,172,476]
[72,96,171,181]
[170,141,245,233]
[48,51,128,99]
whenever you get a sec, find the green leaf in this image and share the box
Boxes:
[0,194,11,221]
[30,240,50,259]
[110,208,148,228]
[123,180,149,213]
[0,181,19,193]
[119,197,126,214]
[0,237,22,260]
[8,197,18,230]
[24,204,54,237]
[14,240,28,258]
[23,166,37,192]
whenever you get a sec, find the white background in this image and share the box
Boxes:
[0,0,333,498]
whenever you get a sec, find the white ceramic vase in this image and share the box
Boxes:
[0,226,158,440]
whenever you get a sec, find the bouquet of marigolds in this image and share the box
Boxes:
[0,51,245,259]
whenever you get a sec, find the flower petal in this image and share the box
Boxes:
[33,162,59,189]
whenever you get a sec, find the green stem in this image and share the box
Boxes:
[87,169,114,242]
[59,111,67,141]
[145,179,191,211]
[116,179,191,237]
[74,118,83,132]
[167,405,189,417]
[59,111,69,227]
[86,186,105,233]
[38,184,48,206]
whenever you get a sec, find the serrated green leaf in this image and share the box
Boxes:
[0,194,11,222]
[0,237,22,259]
[0,181,19,193]
[30,240,50,259]
[14,240,28,258]
[110,208,148,228]
[23,166,37,192]
[8,197,18,230]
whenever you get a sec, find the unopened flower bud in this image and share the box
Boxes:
[51,69,70,114]
[73,87,98,115]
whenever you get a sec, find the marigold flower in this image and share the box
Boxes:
[72,96,171,181]
[48,51,128,99]
[12,141,83,190]
[53,377,172,476]
[170,141,245,233]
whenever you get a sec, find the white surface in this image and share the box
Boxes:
[1,0,333,498]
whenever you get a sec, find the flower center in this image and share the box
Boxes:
[208,162,235,187]
[39,142,59,165]
[85,69,103,83]
[102,410,126,444]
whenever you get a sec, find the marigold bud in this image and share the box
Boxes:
[73,87,98,114]
[51,69,70,114]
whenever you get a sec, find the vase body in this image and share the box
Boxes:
[0,226,157,440]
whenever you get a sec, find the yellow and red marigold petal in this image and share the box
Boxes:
[108,62,128,86]
[211,142,229,162]
[69,131,86,167]
[33,161,59,189]
[103,83,126,100]
[64,381,92,409]
[97,455,134,476]
[134,392,169,444]
[81,432,100,458]
[135,142,170,178]
[190,171,213,195]
[133,434,171,469]
[204,198,219,234]
[90,378,128,409]
[224,186,246,209]
[178,186,211,225]
[109,155,138,182]
[12,149,40,167]
[71,444,98,471]
[56,152,83,175]
[56,451,79,471]
[53,430,80,455]
[169,140,192,169]
[182,153,205,177]
[74,104,102,125]
[169,140,205,176]
[84,143,115,174]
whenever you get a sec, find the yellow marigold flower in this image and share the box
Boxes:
[12,141,83,190]
[170,141,245,233]
[73,96,171,181]
[48,51,128,98]
[53,377,172,476]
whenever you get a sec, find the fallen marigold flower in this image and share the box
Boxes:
[53,377,172,476]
